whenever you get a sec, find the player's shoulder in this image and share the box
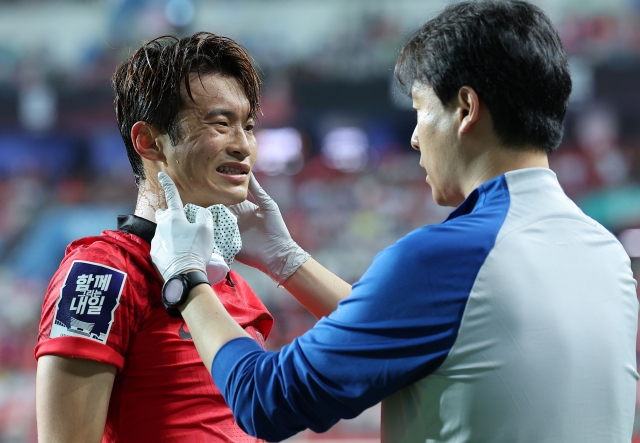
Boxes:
[62,230,147,271]
[46,230,152,306]
[37,232,138,368]
[39,229,157,357]
[48,232,133,302]
[64,233,122,265]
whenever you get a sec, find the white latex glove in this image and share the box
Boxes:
[151,172,229,284]
[228,174,310,285]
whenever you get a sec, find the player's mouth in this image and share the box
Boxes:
[215,163,250,184]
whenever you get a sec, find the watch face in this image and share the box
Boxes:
[164,278,184,304]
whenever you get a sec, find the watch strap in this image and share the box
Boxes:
[163,271,210,318]
[182,270,210,290]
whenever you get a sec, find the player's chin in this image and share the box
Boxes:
[216,185,249,207]
[227,190,249,206]
[191,183,248,208]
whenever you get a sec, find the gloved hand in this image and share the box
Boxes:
[228,174,310,285]
[151,172,230,284]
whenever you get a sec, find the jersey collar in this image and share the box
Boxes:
[117,215,156,245]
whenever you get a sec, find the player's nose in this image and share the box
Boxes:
[228,126,253,159]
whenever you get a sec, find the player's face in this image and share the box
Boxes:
[410,82,465,207]
[161,73,256,207]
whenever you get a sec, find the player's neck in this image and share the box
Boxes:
[134,179,166,223]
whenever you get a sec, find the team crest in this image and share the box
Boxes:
[50,260,126,344]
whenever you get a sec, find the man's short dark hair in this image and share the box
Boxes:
[395,0,572,153]
[112,32,261,186]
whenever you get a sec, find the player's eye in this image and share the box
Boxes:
[245,124,254,132]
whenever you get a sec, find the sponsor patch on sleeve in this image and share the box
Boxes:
[50,260,127,344]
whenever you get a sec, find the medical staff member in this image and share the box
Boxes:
[151,2,639,442]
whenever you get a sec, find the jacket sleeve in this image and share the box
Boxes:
[212,223,486,441]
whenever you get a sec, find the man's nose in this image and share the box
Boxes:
[410,126,420,151]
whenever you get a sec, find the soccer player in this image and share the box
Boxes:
[150,2,639,442]
[35,33,345,443]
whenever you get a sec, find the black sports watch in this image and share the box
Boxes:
[162,271,210,318]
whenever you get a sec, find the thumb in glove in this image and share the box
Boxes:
[151,172,226,283]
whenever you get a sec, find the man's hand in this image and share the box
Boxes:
[229,174,310,285]
[151,172,229,283]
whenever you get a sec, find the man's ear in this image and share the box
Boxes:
[131,121,166,162]
[456,86,481,135]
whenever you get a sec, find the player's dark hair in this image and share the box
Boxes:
[395,0,571,153]
[112,32,261,186]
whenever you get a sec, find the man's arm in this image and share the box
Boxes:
[180,235,467,441]
[229,175,350,318]
[281,258,351,318]
[152,173,467,441]
[36,355,115,443]
[179,284,249,374]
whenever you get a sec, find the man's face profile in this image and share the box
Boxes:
[161,73,257,208]
[411,82,465,208]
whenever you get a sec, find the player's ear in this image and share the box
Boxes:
[131,121,167,162]
[456,86,481,135]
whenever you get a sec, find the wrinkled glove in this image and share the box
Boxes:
[151,172,229,284]
[184,204,242,268]
[228,174,310,285]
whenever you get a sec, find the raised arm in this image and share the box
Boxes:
[36,355,115,443]
[229,174,350,318]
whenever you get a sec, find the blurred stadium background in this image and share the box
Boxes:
[1,0,640,441]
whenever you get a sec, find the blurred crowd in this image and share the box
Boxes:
[1,0,640,441]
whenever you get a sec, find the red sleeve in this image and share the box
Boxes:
[35,239,139,372]
[35,337,124,370]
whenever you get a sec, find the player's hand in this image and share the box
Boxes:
[228,174,310,285]
[151,172,229,283]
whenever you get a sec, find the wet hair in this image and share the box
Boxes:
[395,0,572,153]
[112,32,261,186]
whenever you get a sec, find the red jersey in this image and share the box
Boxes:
[36,215,273,443]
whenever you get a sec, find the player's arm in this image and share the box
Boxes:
[229,174,351,318]
[36,355,115,443]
